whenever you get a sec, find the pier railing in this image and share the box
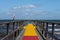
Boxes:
[1,26,23,40]
[34,20,60,40]
[0,20,27,40]
[0,20,60,40]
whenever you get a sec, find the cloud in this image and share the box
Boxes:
[9,4,38,15]
[13,6,21,10]
[9,4,37,14]
[12,4,37,10]
[4,4,48,19]
[23,4,36,8]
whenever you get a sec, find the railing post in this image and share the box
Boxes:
[52,23,54,40]
[17,22,19,27]
[18,30,19,35]
[15,32,16,38]
[13,22,15,40]
[13,22,15,30]
[45,22,48,40]
[6,23,9,35]
[42,22,44,35]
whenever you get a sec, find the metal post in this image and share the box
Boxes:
[6,23,9,35]
[13,22,15,30]
[18,30,19,35]
[45,23,48,40]
[17,22,19,35]
[15,32,16,37]
[17,22,19,27]
[42,22,44,35]
[52,23,54,40]
[13,22,15,40]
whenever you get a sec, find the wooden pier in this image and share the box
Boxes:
[0,20,60,40]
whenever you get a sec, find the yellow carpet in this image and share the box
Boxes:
[23,24,37,36]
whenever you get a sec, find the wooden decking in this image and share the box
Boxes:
[16,23,43,40]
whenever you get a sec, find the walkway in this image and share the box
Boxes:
[16,23,42,40]
[22,24,38,40]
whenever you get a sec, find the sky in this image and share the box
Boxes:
[0,0,60,20]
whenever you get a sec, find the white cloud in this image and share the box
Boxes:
[10,4,37,14]
[23,4,36,8]
[13,6,21,10]
[5,4,45,19]
[13,7,17,9]
[12,4,37,10]
[25,13,29,15]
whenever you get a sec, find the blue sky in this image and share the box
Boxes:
[0,0,60,20]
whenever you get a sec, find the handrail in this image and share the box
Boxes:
[36,28,46,40]
[0,20,26,25]
[33,20,60,24]
[1,25,24,40]
[0,20,60,40]
[36,28,59,40]
[34,21,60,40]
[48,32,59,40]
